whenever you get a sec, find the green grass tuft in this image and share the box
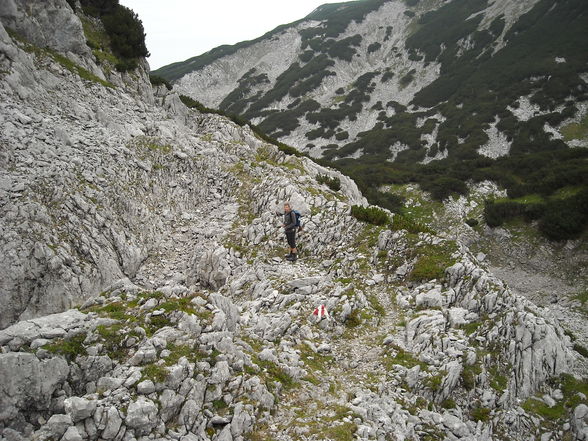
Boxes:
[43,334,87,360]
[141,363,168,383]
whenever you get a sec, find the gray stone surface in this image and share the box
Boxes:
[0,352,69,423]
[64,396,97,422]
[0,2,581,440]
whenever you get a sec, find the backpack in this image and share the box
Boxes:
[293,210,303,231]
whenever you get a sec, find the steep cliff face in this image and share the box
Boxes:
[0,2,586,441]
[160,0,587,162]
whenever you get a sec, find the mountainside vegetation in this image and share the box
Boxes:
[67,0,149,71]
[156,0,588,242]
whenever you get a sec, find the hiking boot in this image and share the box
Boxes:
[286,254,298,262]
[284,253,292,259]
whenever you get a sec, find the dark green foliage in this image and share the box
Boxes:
[422,177,468,200]
[351,205,389,225]
[316,174,341,192]
[470,406,491,422]
[219,68,270,115]
[304,0,388,39]
[406,0,487,63]
[381,70,394,82]
[399,69,416,87]
[327,34,363,61]
[299,50,314,62]
[149,74,171,90]
[335,131,349,141]
[538,189,588,241]
[257,99,321,138]
[368,42,382,53]
[465,218,479,227]
[574,344,588,358]
[392,214,433,235]
[79,0,148,71]
[306,72,378,139]
[483,186,588,240]
[246,55,335,119]
[101,7,148,63]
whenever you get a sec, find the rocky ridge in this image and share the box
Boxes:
[0,2,587,441]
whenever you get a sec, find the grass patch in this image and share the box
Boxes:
[470,406,491,422]
[408,241,458,282]
[321,422,357,441]
[368,294,386,316]
[392,213,434,235]
[95,323,127,357]
[164,343,208,365]
[521,397,565,420]
[424,371,445,392]
[96,302,131,320]
[561,113,588,141]
[488,366,509,391]
[43,333,86,360]
[251,355,297,392]
[521,373,588,425]
[141,363,168,383]
[345,309,362,328]
[440,398,456,409]
[461,321,481,335]
[384,345,426,370]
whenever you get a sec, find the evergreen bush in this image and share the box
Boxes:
[351,205,389,225]
[316,174,341,192]
[78,0,148,71]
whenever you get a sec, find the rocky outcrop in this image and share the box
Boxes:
[0,0,89,56]
[0,1,584,440]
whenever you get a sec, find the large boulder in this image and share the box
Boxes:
[0,352,69,425]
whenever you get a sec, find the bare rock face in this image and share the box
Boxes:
[0,353,69,424]
[0,0,90,56]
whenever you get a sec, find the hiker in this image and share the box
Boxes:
[282,202,298,261]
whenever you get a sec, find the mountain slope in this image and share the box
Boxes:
[156,0,588,240]
[156,0,588,160]
[1,1,587,441]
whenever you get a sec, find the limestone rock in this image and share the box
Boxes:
[64,396,97,422]
[125,398,158,434]
[0,353,69,424]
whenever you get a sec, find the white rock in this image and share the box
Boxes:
[64,396,97,422]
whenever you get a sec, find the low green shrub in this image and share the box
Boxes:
[316,174,341,191]
[351,205,389,225]
[470,406,491,422]
[149,74,172,90]
[465,218,479,227]
[392,213,433,234]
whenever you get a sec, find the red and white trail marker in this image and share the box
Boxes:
[313,304,329,319]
